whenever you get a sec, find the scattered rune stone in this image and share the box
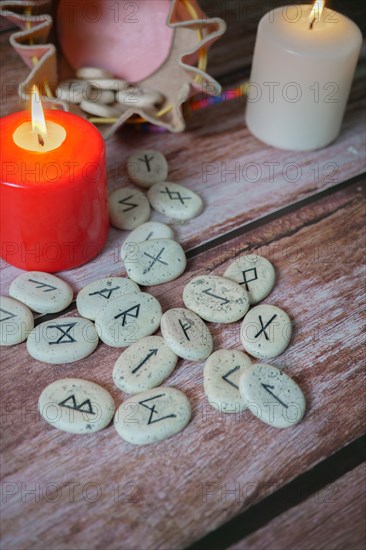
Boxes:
[9,271,73,314]
[124,238,186,286]
[160,307,213,361]
[113,335,178,394]
[204,349,252,413]
[95,292,162,347]
[39,378,115,434]
[109,187,151,230]
[239,363,306,429]
[240,304,292,359]
[224,254,276,305]
[27,317,99,364]
[0,296,34,346]
[183,275,249,323]
[76,277,140,321]
[148,181,203,221]
[126,150,168,188]
[114,387,192,445]
[121,221,174,261]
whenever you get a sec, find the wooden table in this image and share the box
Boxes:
[1,3,365,549]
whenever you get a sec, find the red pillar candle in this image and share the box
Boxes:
[0,108,109,272]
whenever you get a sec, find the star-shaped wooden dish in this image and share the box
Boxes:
[0,0,226,134]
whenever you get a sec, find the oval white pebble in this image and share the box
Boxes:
[183,275,249,323]
[240,304,292,359]
[56,80,84,103]
[85,78,128,91]
[9,271,73,314]
[76,66,114,79]
[204,350,252,413]
[148,182,203,221]
[126,150,169,188]
[83,85,115,104]
[79,100,122,118]
[27,317,99,364]
[121,221,174,260]
[114,387,191,445]
[0,296,34,346]
[76,277,140,320]
[109,188,151,230]
[239,364,306,428]
[113,336,178,394]
[39,378,115,434]
[124,239,186,286]
[117,88,164,109]
[160,308,213,361]
[95,292,162,347]
[224,254,276,304]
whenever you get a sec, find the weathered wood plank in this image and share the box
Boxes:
[1,182,364,550]
[228,463,366,550]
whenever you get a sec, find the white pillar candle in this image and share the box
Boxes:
[246,3,362,151]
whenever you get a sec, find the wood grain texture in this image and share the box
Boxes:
[1,182,365,550]
[228,463,366,550]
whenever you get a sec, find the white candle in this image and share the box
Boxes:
[246,3,362,151]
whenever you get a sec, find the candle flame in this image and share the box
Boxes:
[308,0,325,29]
[31,85,47,136]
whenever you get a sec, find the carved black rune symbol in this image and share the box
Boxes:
[202,288,230,305]
[114,305,140,326]
[143,248,168,272]
[222,366,240,389]
[118,194,138,212]
[131,348,158,374]
[138,394,177,425]
[0,308,16,322]
[138,154,154,172]
[48,323,77,345]
[28,279,57,292]
[261,383,288,408]
[240,268,258,291]
[179,319,192,341]
[254,314,277,340]
[89,286,121,300]
[145,232,154,241]
[160,187,192,205]
[58,394,96,414]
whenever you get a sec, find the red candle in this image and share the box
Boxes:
[0,100,109,272]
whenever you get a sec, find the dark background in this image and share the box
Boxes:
[200,0,365,30]
[198,0,365,86]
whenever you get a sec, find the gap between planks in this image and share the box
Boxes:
[227,461,366,550]
[31,172,365,327]
[187,434,366,550]
[186,172,366,260]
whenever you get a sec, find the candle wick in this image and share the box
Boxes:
[309,17,315,30]
[38,133,45,147]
